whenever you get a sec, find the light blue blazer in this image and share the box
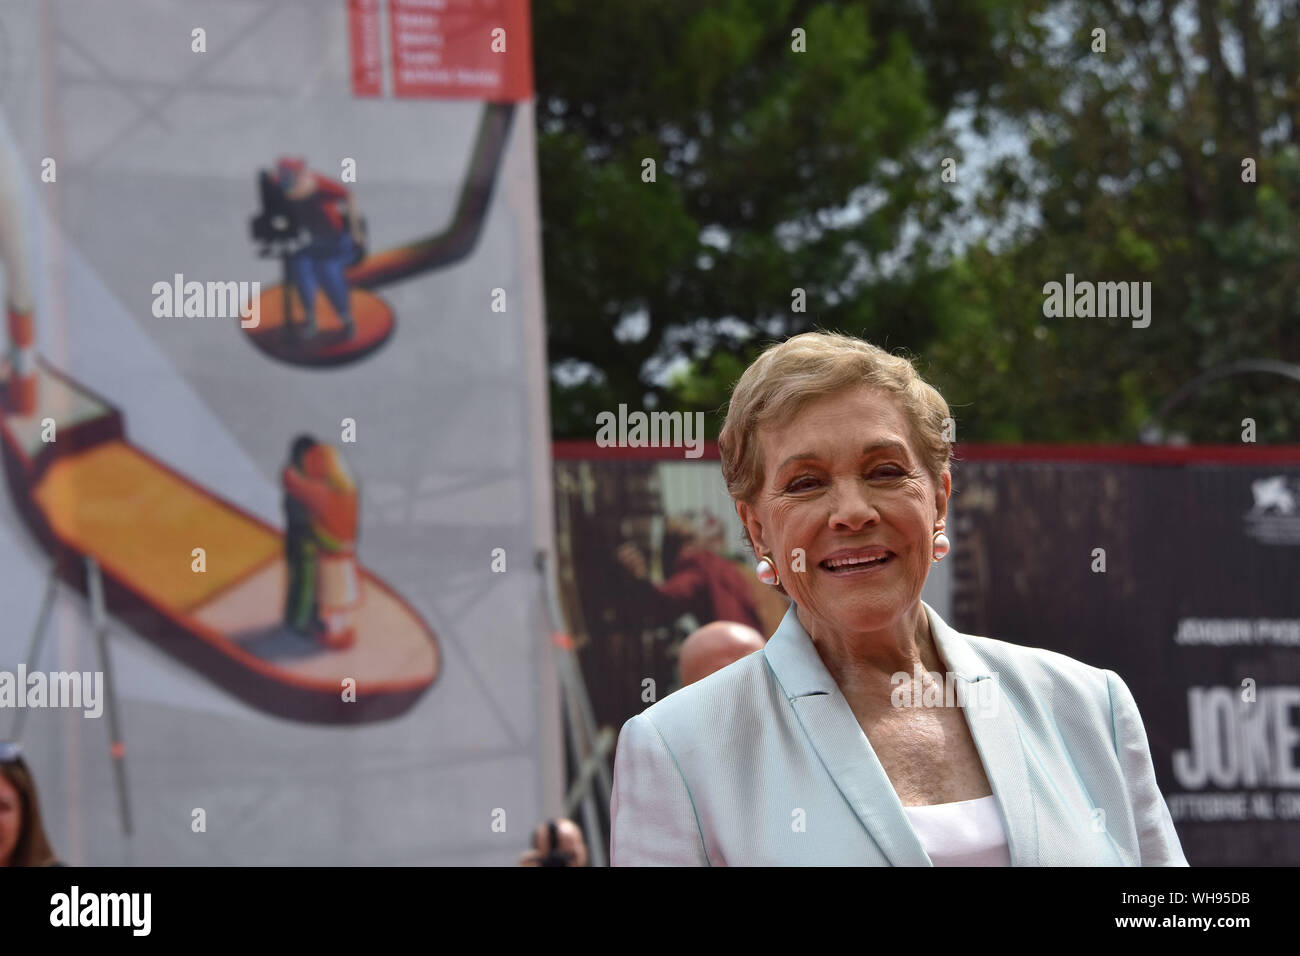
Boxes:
[610,601,1188,866]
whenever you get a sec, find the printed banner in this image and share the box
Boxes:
[552,450,788,735]
[0,0,558,865]
[949,449,1300,865]
[344,0,534,100]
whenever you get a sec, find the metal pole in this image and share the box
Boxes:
[1139,359,1300,442]
[9,561,59,741]
[536,549,611,865]
[85,556,132,836]
[562,657,605,867]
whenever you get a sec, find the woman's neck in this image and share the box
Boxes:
[798,601,943,698]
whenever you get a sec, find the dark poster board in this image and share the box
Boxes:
[950,447,1300,866]
[551,449,789,738]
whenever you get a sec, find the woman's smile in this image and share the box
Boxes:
[819,548,897,576]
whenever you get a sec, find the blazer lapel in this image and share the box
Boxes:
[764,602,930,866]
[763,600,1041,866]
[924,602,1041,866]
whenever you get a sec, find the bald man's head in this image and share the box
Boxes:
[679,620,766,687]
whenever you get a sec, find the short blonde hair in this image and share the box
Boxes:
[718,332,952,555]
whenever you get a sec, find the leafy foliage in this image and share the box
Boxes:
[535,0,1300,442]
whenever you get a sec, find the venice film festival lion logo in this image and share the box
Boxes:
[1244,475,1300,544]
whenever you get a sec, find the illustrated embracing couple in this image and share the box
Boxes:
[282,434,360,649]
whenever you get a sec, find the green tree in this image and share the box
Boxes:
[535,0,1028,437]
[928,0,1300,442]
[536,1,1300,442]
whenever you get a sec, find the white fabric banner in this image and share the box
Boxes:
[0,0,561,865]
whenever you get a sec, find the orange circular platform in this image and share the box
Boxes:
[242,285,394,367]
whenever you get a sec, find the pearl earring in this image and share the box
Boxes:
[755,554,780,587]
[932,529,950,563]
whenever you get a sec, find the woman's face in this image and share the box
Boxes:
[737,385,949,637]
[0,774,21,866]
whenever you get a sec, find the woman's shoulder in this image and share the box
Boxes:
[960,627,1104,671]
[954,628,1113,706]
[956,627,1155,758]
[625,648,775,739]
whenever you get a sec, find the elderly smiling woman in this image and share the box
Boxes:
[609,331,1187,866]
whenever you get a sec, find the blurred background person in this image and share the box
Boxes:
[274,156,363,340]
[0,742,61,867]
[282,436,360,648]
[517,817,588,867]
[678,620,766,687]
[615,510,763,632]
[282,434,324,640]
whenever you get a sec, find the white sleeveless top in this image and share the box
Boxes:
[901,795,1012,866]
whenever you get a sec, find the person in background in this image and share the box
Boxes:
[282,439,360,648]
[0,742,61,867]
[615,510,763,632]
[274,156,362,340]
[283,434,325,640]
[678,620,765,687]
[517,817,589,867]
[611,331,1187,866]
